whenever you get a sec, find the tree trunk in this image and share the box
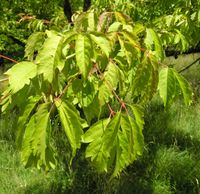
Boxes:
[63,0,73,23]
[83,0,91,11]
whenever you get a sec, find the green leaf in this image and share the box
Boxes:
[145,28,164,61]
[117,31,141,67]
[72,79,97,107]
[112,112,144,177]
[158,67,179,107]
[90,32,112,57]
[17,96,41,148]
[118,35,133,66]
[120,30,139,47]
[62,31,77,60]
[21,103,56,170]
[5,61,37,93]
[174,29,189,52]
[132,23,145,35]
[25,32,45,61]
[129,104,144,130]
[172,69,193,106]
[132,56,154,102]
[158,67,193,107]
[75,34,93,79]
[83,94,100,124]
[108,22,122,32]
[115,12,131,24]
[98,61,119,106]
[83,106,144,177]
[87,11,97,31]
[82,118,110,143]
[55,99,84,158]
[1,86,31,113]
[36,30,64,83]
[85,112,121,172]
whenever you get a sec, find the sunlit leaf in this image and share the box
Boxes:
[36,30,64,83]
[17,95,41,148]
[85,112,121,172]
[172,69,193,106]
[22,103,56,170]
[55,98,84,158]
[75,34,93,79]
[5,61,37,93]
[98,61,119,106]
[145,28,164,61]
[90,32,112,57]
[82,118,110,143]
[25,32,45,61]
[158,67,179,107]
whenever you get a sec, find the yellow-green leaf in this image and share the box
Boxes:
[36,30,64,83]
[90,32,111,58]
[75,34,93,79]
[5,61,37,93]
[21,103,56,170]
[55,99,84,158]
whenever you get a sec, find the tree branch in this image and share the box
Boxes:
[0,54,17,63]
[178,57,200,73]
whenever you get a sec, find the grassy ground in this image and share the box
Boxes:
[0,113,48,194]
[0,54,200,193]
[0,113,72,194]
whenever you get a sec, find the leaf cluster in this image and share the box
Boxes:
[0,9,193,177]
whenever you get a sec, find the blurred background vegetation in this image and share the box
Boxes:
[0,0,200,193]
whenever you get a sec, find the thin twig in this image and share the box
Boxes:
[107,103,115,116]
[95,64,128,113]
[178,57,200,73]
[0,54,17,63]
[50,78,74,113]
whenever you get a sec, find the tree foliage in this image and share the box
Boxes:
[0,0,197,177]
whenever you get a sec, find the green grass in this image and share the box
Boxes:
[0,141,49,194]
[0,140,73,194]
[0,114,72,194]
